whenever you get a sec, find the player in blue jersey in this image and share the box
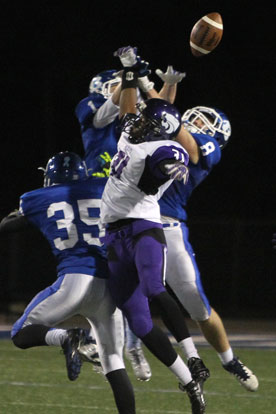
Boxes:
[160,106,259,392]
[99,47,207,414]
[0,152,136,414]
[75,50,187,382]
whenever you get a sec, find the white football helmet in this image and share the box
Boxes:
[182,106,231,148]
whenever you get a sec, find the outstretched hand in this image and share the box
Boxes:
[155,65,186,85]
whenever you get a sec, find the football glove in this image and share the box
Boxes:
[155,65,186,85]
[138,75,155,93]
[114,46,151,77]
[164,162,189,183]
[114,46,138,67]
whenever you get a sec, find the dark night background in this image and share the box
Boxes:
[0,1,275,320]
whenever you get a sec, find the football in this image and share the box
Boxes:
[190,12,223,57]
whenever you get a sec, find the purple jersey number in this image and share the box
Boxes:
[110,150,130,179]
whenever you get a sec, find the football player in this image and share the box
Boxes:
[75,53,186,381]
[0,152,136,414]
[160,106,259,392]
[99,47,207,414]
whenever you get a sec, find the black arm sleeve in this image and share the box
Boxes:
[0,214,32,234]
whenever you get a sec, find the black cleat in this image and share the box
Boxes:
[188,357,210,392]
[179,380,206,414]
[62,329,83,381]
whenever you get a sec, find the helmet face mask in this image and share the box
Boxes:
[42,152,88,187]
[126,99,181,144]
[89,69,121,99]
[182,106,231,149]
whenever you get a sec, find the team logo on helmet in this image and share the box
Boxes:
[161,113,180,135]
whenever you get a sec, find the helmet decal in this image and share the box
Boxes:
[41,151,88,187]
[89,69,121,99]
[161,112,180,135]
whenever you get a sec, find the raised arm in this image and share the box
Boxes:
[113,46,151,119]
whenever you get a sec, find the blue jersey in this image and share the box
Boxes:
[19,177,108,278]
[159,133,221,221]
[75,93,120,175]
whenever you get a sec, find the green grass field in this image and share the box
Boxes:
[0,339,275,414]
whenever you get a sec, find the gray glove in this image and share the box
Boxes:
[155,65,186,85]
[164,162,189,183]
[113,46,138,67]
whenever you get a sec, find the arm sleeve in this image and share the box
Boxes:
[93,98,119,128]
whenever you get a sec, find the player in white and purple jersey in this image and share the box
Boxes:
[100,47,207,414]
[160,106,258,392]
[75,54,186,382]
[75,66,155,381]
[0,152,136,414]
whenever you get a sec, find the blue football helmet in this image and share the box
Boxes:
[126,98,182,143]
[89,69,121,99]
[182,106,231,149]
[42,151,88,187]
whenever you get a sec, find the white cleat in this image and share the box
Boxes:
[223,356,259,391]
[125,347,152,381]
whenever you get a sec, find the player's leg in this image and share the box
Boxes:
[82,277,135,414]
[124,316,152,381]
[120,280,206,414]
[11,274,94,381]
[106,228,206,413]
[164,221,258,391]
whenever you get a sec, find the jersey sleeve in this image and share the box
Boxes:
[137,143,189,195]
[150,144,189,177]
[75,94,106,127]
[93,98,119,128]
[192,133,221,169]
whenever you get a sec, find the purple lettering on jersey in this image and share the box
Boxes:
[150,144,189,169]
[110,150,130,178]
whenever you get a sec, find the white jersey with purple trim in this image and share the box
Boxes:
[100,131,189,224]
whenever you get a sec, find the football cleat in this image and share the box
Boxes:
[125,347,152,381]
[62,329,83,381]
[179,380,206,414]
[188,357,210,392]
[77,332,103,375]
[223,356,259,391]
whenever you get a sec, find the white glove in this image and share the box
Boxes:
[155,65,186,85]
[164,162,189,183]
[113,46,138,67]
[138,76,155,93]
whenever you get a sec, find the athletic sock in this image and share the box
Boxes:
[168,354,193,386]
[178,337,200,359]
[106,369,135,414]
[45,328,68,346]
[218,347,234,365]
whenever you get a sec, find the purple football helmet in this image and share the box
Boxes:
[89,69,121,99]
[42,151,88,187]
[127,98,182,143]
[182,106,231,149]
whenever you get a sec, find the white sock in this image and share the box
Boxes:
[45,329,68,346]
[168,355,193,386]
[218,348,234,365]
[178,337,200,359]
